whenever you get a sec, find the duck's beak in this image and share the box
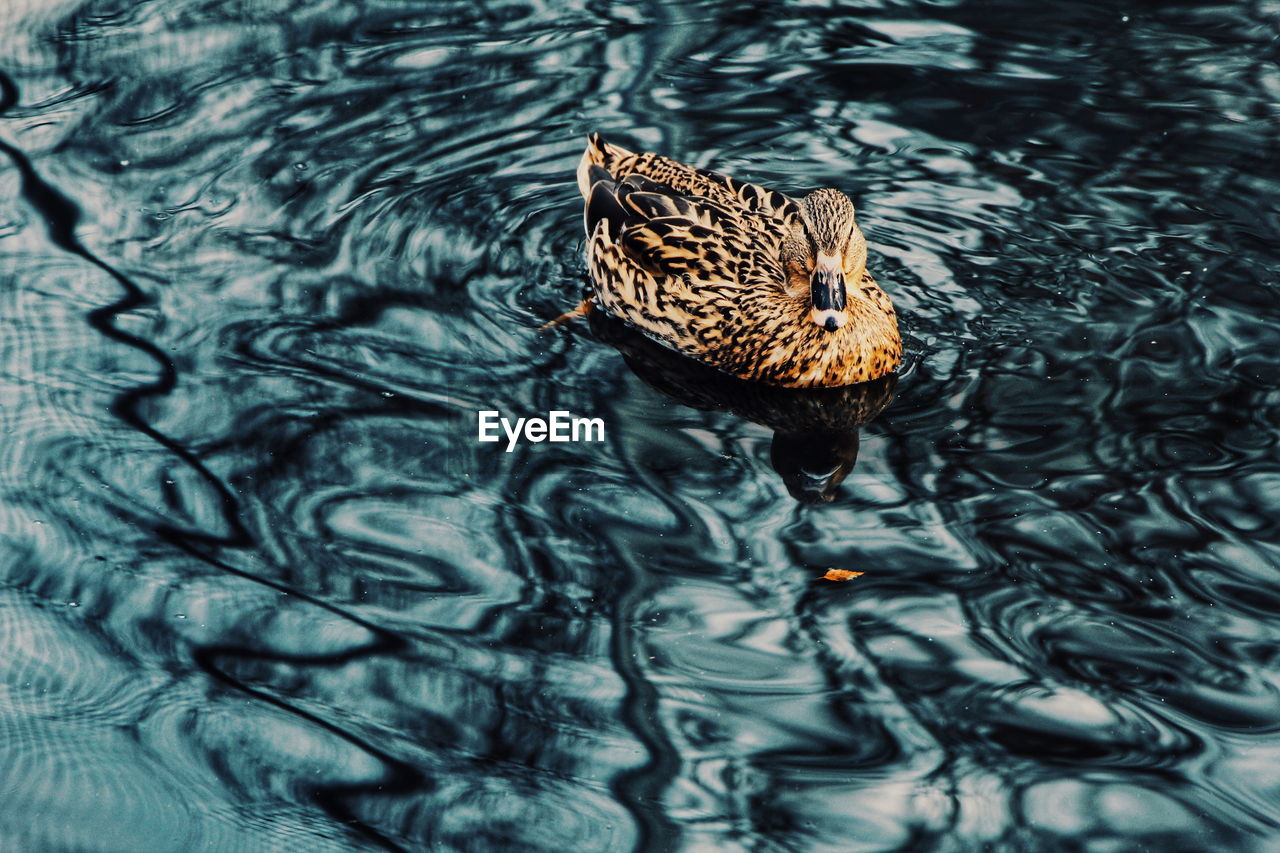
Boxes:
[810,253,847,332]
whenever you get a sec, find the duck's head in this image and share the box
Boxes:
[782,188,868,333]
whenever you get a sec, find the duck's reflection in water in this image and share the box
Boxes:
[589,312,896,502]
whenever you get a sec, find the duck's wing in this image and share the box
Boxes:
[579,134,810,361]
[581,177,793,372]
[619,187,762,283]
[585,168,783,297]
[578,133,800,226]
[580,135,799,286]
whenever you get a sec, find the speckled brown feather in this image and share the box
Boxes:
[578,134,901,388]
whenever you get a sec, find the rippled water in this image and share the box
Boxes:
[2,0,1279,850]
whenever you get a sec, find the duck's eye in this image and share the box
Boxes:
[845,223,864,252]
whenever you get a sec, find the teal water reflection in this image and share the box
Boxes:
[1,0,1278,850]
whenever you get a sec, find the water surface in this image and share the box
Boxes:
[2,0,1279,850]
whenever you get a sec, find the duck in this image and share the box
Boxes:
[569,133,901,388]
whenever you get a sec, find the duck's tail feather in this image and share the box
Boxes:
[577,133,636,197]
[584,177,629,241]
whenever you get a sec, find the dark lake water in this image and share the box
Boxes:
[3,0,1279,850]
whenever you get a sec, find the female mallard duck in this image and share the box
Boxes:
[574,134,901,388]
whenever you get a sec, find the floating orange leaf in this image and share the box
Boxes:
[822,569,865,581]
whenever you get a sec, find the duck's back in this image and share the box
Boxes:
[578,134,798,225]
[578,136,797,370]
